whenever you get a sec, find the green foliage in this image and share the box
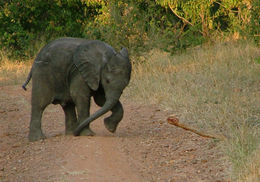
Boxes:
[248,0,260,42]
[0,0,258,60]
[0,0,100,59]
[83,1,169,54]
[156,0,256,35]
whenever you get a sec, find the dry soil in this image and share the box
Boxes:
[0,85,229,182]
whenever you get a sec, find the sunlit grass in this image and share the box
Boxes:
[125,41,260,181]
[0,51,32,86]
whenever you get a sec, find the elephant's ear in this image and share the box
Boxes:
[119,47,129,58]
[73,44,101,91]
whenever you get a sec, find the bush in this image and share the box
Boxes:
[0,0,100,59]
[0,0,258,60]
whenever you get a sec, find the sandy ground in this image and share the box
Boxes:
[0,85,229,182]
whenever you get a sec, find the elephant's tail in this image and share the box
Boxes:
[22,69,32,91]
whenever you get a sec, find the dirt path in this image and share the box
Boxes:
[0,85,229,182]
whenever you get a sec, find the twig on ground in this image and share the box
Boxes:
[167,115,226,140]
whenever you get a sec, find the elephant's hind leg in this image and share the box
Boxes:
[29,96,50,141]
[29,80,52,142]
[62,103,77,135]
[29,105,47,142]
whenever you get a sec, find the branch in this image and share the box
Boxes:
[215,1,239,13]
[168,4,193,26]
[167,115,226,140]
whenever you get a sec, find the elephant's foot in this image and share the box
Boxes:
[65,125,78,135]
[104,118,119,133]
[65,130,74,135]
[28,131,46,142]
[79,128,95,136]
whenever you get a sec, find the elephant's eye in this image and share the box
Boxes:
[106,79,110,84]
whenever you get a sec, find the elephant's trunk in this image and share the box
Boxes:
[73,99,117,136]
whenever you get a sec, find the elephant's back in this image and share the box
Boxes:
[76,40,116,57]
[34,38,116,65]
[34,37,87,65]
[31,38,89,93]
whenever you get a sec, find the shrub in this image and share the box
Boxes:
[0,0,100,59]
[0,0,258,60]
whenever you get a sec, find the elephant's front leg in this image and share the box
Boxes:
[104,101,124,133]
[76,101,95,136]
[70,74,95,136]
[62,103,77,135]
[94,93,123,133]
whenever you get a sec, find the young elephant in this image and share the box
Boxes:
[22,37,131,142]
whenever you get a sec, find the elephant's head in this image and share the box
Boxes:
[73,41,131,136]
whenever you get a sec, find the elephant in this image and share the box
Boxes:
[22,37,131,142]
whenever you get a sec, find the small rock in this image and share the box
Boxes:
[191,159,198,164]
[201,159,208,163]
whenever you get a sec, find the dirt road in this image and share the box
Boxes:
[0,85,228,182]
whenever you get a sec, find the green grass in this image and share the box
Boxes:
[125,41,260,181]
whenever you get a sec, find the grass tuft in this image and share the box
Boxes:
[0,51,32,86]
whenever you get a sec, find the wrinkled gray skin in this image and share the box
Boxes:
[22,37,131,142]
